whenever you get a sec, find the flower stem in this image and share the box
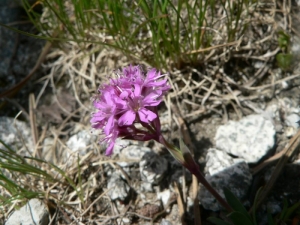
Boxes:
[192,166,233,212]
[159,136,233,212]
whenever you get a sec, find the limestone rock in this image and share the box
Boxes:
[118,144,152,167]
[215,114,275,163]
[0,117,32,153]
[5,199,49,225]
[67,130,95,155]
[140,151,168,185]
[107,173,131,202]
[199,148,252,211]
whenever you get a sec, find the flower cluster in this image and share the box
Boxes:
[91,65,170,155]
[90,65,233,212]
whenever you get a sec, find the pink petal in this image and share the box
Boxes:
[91,122,104,129]
[138,108,157,123]
[104,116,114,135]
[133,84,141,96]
[143,92,162,106]
[90,114,105,123]
[118,110,136,126]
[103,91,112,102]
[150,79,167,87]
[105,142,115,156]
[146,68,157,80]
[120,91,129,99]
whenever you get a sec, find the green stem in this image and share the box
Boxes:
[193,166,233,212]
[159,135,233,212]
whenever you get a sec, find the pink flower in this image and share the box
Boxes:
[143,68,168,90]
[91,65,170,155]
[91,85,125,135]
[118,84,161,126]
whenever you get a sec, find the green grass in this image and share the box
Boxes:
[0,139,84,215]
[20,0,254,70]
[0,0,256,222]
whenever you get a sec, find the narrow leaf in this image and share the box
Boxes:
[228,212,254,225]
[207,217,232,225]
[224,188,250,220]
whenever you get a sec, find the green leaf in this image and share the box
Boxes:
[276,53,293,70]
[228,212,255,225]
[251,186,263,225]
[224,188,251,221]
[165,143,185,166]
[267,208,276,225]
[282,201,300,221]
[179,138,188,153]
[278,31,290,50]
[279,198,289,220]
[207,217,232,225]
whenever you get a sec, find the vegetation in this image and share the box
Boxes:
[1,0,300,224]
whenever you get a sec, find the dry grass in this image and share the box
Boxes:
[1,0,300,224]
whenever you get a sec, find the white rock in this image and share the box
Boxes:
[263,104,278,121]
[160,219,173,225]
[67,130,95,155]
[279,98,299,114]
[140,182,153,192]
[0,117,32,153]
[199,148,252,211]
[215,114,275,163]
[107,172,131,202]
[118,145,152,167]
[253,61,264,69]
[292,35,300,56]
[205,148,243,175]
[285,126,297,138]
[140,152,168,184]
[117,217,131,224]
[285,113,300,128]
[5,199,49,225]
[281,81,289,89]
[157,189,171,207]
[113,139,131,154]
[159,111,171,132]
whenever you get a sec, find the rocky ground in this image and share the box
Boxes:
[1,1,300,225]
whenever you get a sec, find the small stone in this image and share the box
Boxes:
[118,144,152,167]
[160,219,173,225]
[0,117,32,154]
[281,80,289,89]
[113,139,131,154]
[140,182,153,192]
[199,148,252,211]
[215,114,275,163]
[117,217,131,224]
[285,113,300,128]
[67,130,95,155]
[157,189,171,207]
[263,104,278,120]
[5,198,49,225]
[285,126,297,138]
[107,173,131,202]
[253,61,264,69]
[140,152,168,185]
[159,111,171,132]
[274,122,283,133]
[279,98,299,114]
